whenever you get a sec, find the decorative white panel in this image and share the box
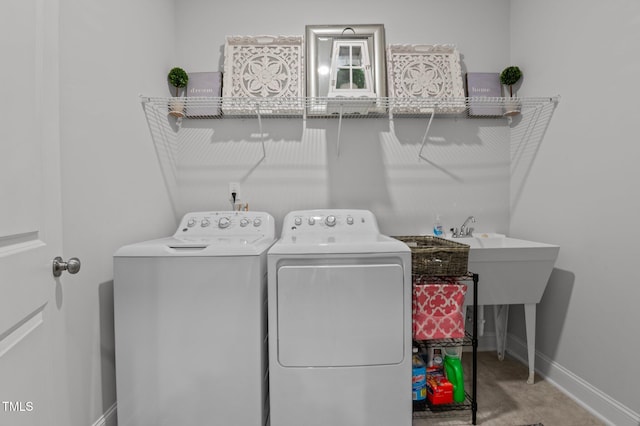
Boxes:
[223,35,304,115]
[386,44,465,113]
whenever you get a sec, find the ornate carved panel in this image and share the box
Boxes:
[386,44,465,113]
[223,35,304,114]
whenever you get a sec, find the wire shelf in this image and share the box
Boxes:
[141,95,558,219]
[415,334,474,349]
[413,391,475,418]
[141,95,558,119]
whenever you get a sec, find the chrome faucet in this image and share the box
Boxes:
[451,216,476,238]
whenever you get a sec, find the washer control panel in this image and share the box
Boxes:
[174,211,274,238]
[282,209,380,236]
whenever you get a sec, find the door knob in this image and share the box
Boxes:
[52,256,81,277]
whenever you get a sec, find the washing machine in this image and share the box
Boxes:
[267,209,412,426]
[113,211,275,426]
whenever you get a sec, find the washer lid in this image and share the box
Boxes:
[114,235,276,257]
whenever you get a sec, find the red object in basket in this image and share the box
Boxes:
[412,277,467,340]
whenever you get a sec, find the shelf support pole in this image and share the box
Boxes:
[302,99,307,134]
[255,103,267,159]
[336,104,343,156]
[418,109,436,161]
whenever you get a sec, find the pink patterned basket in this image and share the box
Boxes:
[412,277,467,340]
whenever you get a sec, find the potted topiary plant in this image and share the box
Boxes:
[167,67,189,118]
[500,65,522,116]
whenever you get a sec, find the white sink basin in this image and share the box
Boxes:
[445,233,559,305]
[444,232,559,384]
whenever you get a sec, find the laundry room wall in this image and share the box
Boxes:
[58,0,176,424]
[171,0,514,236]
[506,1,640,423]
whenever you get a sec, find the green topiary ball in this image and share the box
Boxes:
[168,67,189,91]
[500,66,522,86]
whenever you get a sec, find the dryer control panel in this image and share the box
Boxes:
[281,209,380,237]
[174,211,275,238]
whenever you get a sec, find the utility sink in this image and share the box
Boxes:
[446,232,559,305]
[456,233,560,273]
[444,232,559,384]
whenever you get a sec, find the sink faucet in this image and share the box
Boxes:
[451,216,476,238]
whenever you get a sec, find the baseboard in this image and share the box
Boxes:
[92,403,117,426]
[506,334,640,426]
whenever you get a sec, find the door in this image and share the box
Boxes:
[276,263,405,367]
[1,0,65,424]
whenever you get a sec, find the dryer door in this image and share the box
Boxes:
[276,263,405,367]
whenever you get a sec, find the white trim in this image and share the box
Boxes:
[507,334,640,426]
[91,403,117,426]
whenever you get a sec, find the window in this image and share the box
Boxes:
[327,40,375,98]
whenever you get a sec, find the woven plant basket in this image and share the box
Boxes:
[393,236,470,276]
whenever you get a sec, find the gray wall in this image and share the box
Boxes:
[170,0,514,236]
[59,0,175,424]
[508,1,640,422]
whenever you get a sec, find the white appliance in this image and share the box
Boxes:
[113,211,275,426]
[267,209,412,426]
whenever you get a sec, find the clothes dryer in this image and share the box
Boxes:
[267,209,412,426]
[114,211,275,426]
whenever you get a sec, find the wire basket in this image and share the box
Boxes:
[393,236,470,276]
